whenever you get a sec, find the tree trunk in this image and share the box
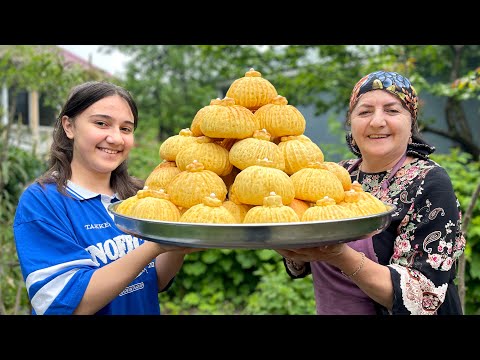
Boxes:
[437,45,479,161]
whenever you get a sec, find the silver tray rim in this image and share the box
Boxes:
[108,201,396,249]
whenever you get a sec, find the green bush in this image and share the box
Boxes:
[159,249,278,314]
[0,146,46,314]
[243,260,316,315]
[158,249,317,315]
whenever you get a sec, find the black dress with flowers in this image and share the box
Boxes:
[284,157,466,315]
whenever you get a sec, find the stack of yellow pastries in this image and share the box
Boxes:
[116,68,389,224]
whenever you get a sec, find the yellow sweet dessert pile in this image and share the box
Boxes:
[116,68,389,224]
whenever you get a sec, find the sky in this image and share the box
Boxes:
[57,45,130,77]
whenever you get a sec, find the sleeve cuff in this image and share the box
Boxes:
[283,257,311,278]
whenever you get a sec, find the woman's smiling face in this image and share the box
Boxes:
[350,90,412,164]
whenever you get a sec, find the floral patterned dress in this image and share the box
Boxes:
[284,157,466,315]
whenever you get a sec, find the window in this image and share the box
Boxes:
[39,93,57,127]
[8,89,29,125]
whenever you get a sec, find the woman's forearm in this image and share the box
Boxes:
[328,247,394,310]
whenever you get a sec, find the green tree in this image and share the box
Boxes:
[108,45,479,160]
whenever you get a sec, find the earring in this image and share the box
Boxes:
[408,136,413,144]
[352,138,356,147]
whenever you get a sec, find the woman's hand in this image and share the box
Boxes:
[276,243,347,264]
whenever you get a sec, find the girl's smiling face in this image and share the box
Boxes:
[62,95,135,178]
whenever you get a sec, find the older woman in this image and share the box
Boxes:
[277,70,466,315]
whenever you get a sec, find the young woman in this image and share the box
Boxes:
[14,81,195,315]
[277,71,466,315]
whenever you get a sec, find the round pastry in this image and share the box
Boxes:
[199,97,258,140]
[302,196,355,221]
[350,182,389,213]
[225,68,278,112]
[159,128,197,162]
[190,98,223,137]
[166,160,227,209]
[340,189,387,216]
[222,200,252,223]
[228,129,285,171]
[115,195,139,216]
[175,136,232,176]
[319,162,352,191]
[253,95,306,138]
[129,192,181,222]
[180,193,236,224]
[277,135,325,175]
[243,192,300,224]
[136,188,174,200]
[290,162,345,203]
[231,158,295,206]
[145,160,182,191]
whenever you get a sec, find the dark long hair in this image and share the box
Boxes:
[37,81,144,199]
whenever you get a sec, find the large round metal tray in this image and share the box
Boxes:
[108,201,396,249]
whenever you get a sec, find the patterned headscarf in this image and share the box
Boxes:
[346,70,435,160]
[349,70,419,122]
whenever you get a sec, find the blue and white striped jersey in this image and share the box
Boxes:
[13,181,161,315]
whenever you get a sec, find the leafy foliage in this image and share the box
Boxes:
[243,261,316,315]
[128,129,161,180]
[0,147,46,314]
[159,249,274,314]
[158,249,316,315]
